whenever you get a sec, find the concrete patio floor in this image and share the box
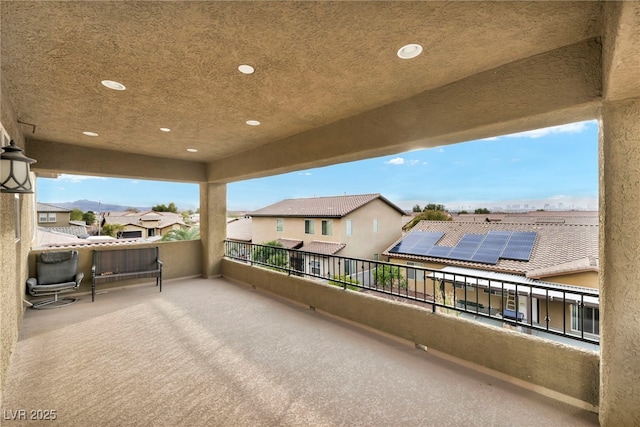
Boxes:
[2,277,599,426]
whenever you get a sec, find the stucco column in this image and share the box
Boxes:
[599,97,640,426]
[200,182,226,278]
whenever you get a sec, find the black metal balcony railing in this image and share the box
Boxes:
[224,241,600,345]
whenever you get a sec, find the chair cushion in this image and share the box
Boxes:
[40,251,73,263]
[37,252,78,285]
[28,281,77,294]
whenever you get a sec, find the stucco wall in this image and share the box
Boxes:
[221,258,599,408]
[252,199,403,260]
[27,240,203,299]
[0,192,33,407]
[0,77,32,407]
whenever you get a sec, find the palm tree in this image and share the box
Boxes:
[161,227,200,241]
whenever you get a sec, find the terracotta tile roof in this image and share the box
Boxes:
[250,193,405,218]
[302,241,346,255]
[46,226,88,237]
[383,221,598,276]
[226,216,252,242]
[277,238,303,249]
[37,202,71,213]
[453,211,598,225]
[103,211,185,229]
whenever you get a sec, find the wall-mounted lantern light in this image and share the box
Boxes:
[1,140,37,193]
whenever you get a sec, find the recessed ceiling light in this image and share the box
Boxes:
[246,120,261,126]
[83,131,99,137]
[187,148,198,153]
[101,80,126,90]
[160,127,171,132]
[397,44,423,59]
[238,64,255,74]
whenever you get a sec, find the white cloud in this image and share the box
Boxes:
[385,157,406,165]
[502,121,593,139]
[438,148,445,153]
[57,174,107,183]
[385,157,421,166]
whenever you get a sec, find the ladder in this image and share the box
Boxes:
[505,291,517,312]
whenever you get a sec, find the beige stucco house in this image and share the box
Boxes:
[36,202,72,228]
[385,221,599,339]
[102,211,185,239]
[251,194,406,261]
[2,2,640,424]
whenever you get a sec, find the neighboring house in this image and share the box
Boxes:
[102,211,186,239]
[250,193,406,276]
[36,202,72,227]
[227,216,252,242]
[383,221,599,339]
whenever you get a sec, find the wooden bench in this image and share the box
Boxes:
[91,246,163,301]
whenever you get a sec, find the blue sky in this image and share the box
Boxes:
[37,120,598,212]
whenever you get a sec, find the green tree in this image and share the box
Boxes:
[405,210,451,230]
[474,208,491,214]
[126,207,140,213]
[424,203,446,211]
[70,208,83,221]
[412,204,422,212]
[83,211,96,225]
[152,202,178,213]
[373,265,407,291]
[161,227,200,241]
[458,210,469,214]
[101,223,124,238]
[252,240,289,271]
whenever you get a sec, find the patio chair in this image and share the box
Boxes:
[26,250,84,309]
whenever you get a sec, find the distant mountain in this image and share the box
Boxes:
[50,199,150,213]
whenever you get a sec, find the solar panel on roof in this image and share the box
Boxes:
[470,232,510,264]
[501,231,537,261]
[388,231,444,255]
[426,245,453,257]
[389,230,537,265]
[447,234,485,261]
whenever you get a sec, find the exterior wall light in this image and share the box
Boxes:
[1,140,37,193]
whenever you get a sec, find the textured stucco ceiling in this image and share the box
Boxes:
[1,1,605,169]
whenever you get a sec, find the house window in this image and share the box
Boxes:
[373,218,379,233]
[39,213,56,223]
[571,304,599,335]
[344,259,355,275]
[148,229,155,237]
[321,220,333,236]
[346,219,353,236]
[407,261,423,280]
[276,218,284,232]
[373,254,379,261]
[305,219,315,234]
[310,261,321,275]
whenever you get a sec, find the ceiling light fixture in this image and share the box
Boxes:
[187,148,198,153]
[83,131,99,137]
[101,80,126,90]
[238,64,255,74]
[397,43,423,59]
[246,120,261,126]
[1,140,37,194]
[160,128,171,132]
